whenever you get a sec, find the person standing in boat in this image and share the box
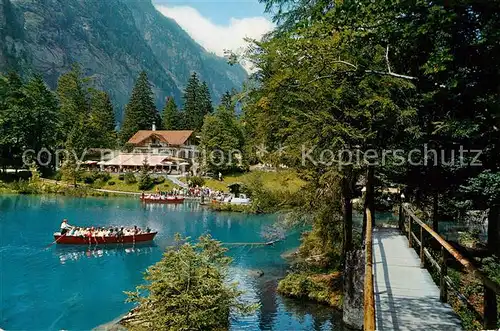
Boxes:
[116,227,125,243]
[60,219,73,235]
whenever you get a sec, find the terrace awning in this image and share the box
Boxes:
[101,154,189,167]
[100,154,134,166]
[120,155,171,167]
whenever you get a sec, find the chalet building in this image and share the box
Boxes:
[126,129,198,159]
[99,127,199,174]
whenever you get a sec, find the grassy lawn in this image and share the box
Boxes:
[0,173,179,196]
[100,174,179,193]
[182,170,306,193]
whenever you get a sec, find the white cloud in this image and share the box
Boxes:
[155,5,274,72]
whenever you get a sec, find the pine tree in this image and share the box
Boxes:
[22,75,59,155]
[120,71,160,144]
[182,72,200,130]
[138,158,154,190]
[161,97,180,130]
[198,81,213,120]
[56,63,90,146]
[66,114,92,157]
[181,74,214,131]
[0,72,27,170]
[5,71,23,92]
[89,89,117,148]
[219,91,233,113]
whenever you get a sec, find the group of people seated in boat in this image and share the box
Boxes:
[141,191,183,200]
[60,219,151,238]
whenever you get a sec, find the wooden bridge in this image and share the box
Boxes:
[363,204,499,330]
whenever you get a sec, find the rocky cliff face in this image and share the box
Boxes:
[0,0,247,120]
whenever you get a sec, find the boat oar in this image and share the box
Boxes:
[46,233,66,248]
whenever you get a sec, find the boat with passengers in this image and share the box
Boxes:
[54,220,157,245]
[140,192,185,204]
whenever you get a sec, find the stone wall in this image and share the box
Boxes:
[342,249,365,330]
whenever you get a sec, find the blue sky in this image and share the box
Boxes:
[153,0,271,25]
[152,0,274,72]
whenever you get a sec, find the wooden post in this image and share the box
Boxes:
[484,285,498,329]
[366,165,375,227]
[432,191,439,233]
[363,208,375,331]
[398,200,403,231]
[420,226,425,268]
[440,247,447,302]
[408,216,412,248]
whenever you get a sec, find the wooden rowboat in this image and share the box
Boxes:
[140,196,185,204]
[53,232,157,245]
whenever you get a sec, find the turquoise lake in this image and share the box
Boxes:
[0,195,345,330]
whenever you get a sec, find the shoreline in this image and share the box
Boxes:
[94,265,343,331]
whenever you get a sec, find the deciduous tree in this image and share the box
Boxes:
[200,97,245,174]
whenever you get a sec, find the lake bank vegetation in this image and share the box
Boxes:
[182,169,306,213]
[0,164,179,196]
[122,235,257,331]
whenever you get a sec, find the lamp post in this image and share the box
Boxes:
[399,192,405,231]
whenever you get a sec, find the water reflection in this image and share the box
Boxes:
[140,200,206,213]
[54,243,156,264]
[280,297,343,331]
[257,278,278,330]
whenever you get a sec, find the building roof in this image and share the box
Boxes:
[127,130,194,146]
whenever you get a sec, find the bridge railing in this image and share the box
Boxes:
[400,203,500,329]
[363,208,375,330]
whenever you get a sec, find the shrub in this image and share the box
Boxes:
[124,173,137,184]
[92,171,111,183]
[108,181,116,186]
[82,173,95,184]
[91,179,106,189]
[458,229,481,249]
[118,174,125,181]
[54,171,63,181]
[277,272,343,308]
[12,179,39,194]
[187,176,205,187]
[138,175,154,190]
[154,176,165,185]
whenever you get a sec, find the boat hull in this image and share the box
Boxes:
[54,232,157,245]
[140,197,185,204]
